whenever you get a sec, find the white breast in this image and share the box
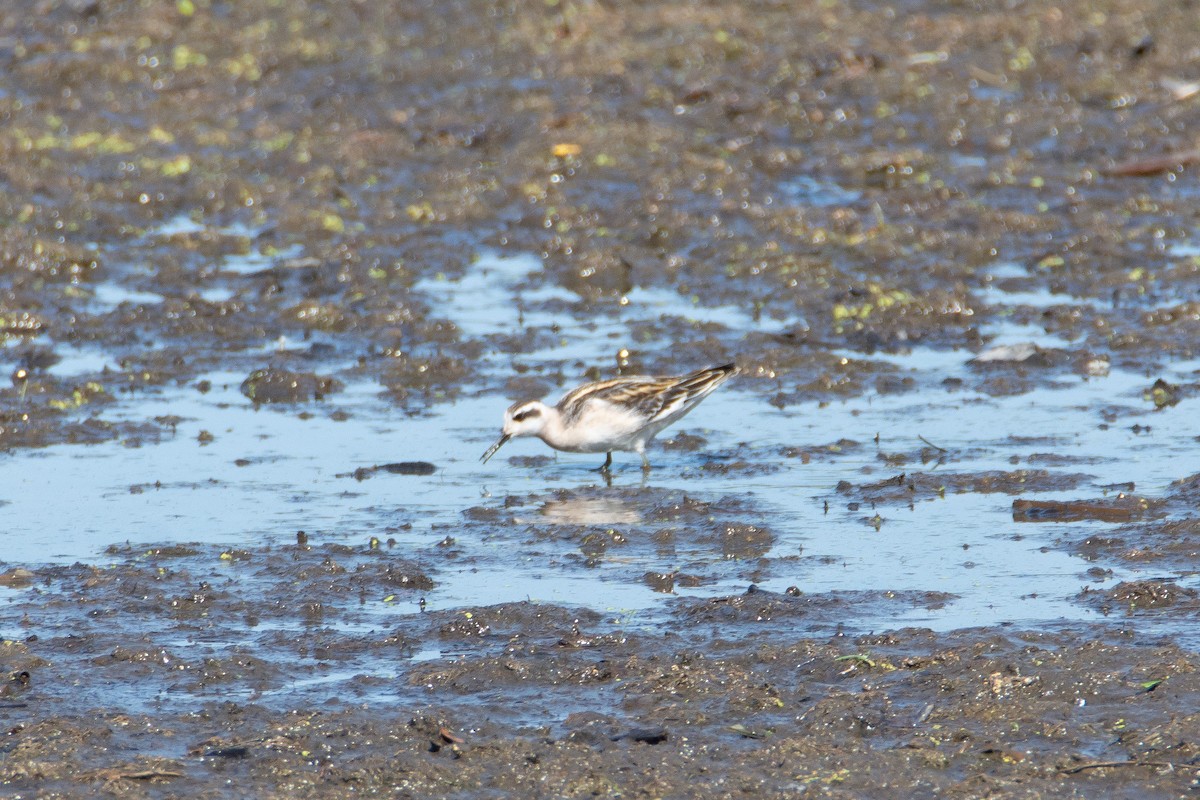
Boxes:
[541,400,652,453]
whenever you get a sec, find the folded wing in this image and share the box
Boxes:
[559,364,736,425]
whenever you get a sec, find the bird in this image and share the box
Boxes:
[481,363,737,472]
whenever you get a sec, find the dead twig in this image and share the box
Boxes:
[918,435,947,453]
[1105,149,1200,176]
[120,770,185,780]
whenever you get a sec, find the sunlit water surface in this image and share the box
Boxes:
[3,248,1199,645]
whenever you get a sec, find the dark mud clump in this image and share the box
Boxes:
[837,468,1094,506]
[347,461,438,479]
[1065,473,1200,602]
[239,368,343,404]
[672,584,957,627]
[1014,495,1158,523]
[1080,579,1200,617]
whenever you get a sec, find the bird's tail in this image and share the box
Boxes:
[679,363,737,394]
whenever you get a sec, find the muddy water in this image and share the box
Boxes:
[5,249,1197,632]
[5,0,1200,796]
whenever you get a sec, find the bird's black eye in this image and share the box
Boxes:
[513,407,540,422]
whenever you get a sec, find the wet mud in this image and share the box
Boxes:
[5,0,1200,795]
[6,545,1200,797]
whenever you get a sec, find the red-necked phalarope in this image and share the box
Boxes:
[481,363,737,472]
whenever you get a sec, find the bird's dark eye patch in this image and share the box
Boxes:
[513,408,541,422]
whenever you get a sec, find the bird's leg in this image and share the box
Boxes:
[640,452,651,472]
[597,452,613,472]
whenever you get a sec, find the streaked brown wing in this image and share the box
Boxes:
[637,366,732,423]
[558,365,736,425]
[599,379,678,420]
[557,376,663,423]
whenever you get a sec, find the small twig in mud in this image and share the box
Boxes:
[1105,149,1200,176]
[918,435,947,453]
[120,770,185,780]
[88,767,185,788]
[835,653,876,667]
[1060,760,1198,775]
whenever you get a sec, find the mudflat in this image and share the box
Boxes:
[3,0,1200,796]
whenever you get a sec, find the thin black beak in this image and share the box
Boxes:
[480,433,511,464]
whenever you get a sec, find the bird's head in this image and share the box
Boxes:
[480,400,550,463]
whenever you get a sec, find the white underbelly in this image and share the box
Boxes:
[543,405,662,453]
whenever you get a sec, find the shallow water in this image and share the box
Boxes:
[4,250,1199,645]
